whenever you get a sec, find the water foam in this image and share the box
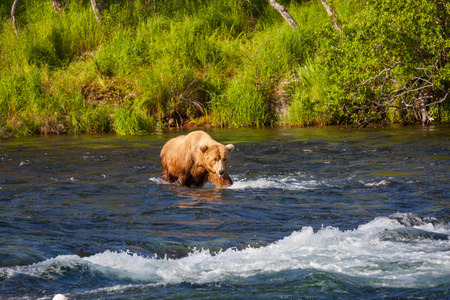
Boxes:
[149,175,319,190]
[363,179,391,187]
[227,177,318,190]
[79,216,450,287]
[149,177,169,185]
[3,215,448,291]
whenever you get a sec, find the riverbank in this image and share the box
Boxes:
[1,0,449,138]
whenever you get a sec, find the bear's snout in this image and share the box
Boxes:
[218,170,225,176]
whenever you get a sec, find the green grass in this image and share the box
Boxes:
[0,0,448,138]
[280,59,330,126]
[212,79,269,127]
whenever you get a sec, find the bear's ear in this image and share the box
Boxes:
[225,144,234,152]
[199,144,208,153]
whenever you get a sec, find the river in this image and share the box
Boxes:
[1,126,449,299]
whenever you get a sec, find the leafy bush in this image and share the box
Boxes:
[315,0,450,126]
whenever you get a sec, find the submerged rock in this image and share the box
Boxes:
[379,227,450,242]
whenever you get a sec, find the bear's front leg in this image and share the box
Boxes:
[208,172,232,188]
[161,164,172,183]
[178,173,192,187]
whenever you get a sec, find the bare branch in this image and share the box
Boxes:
[268,0,298,30]
[392,84,434,101]
[426,91,448,107]
[90,0,102,24]
[319,0,342,33]
[356,61,449,126]
[11,0,19,35]
[437,2,450,10]
[358,61,401,87]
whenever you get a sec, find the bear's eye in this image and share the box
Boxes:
[214,158,218,162]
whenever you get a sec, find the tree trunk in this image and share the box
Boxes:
[319,0,342,33]
[90,0,102,24]
[267,0,298,30]
[51,0,63,13]
[11,0,19,35]
[419,95,433,126]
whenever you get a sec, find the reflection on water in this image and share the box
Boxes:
[158,182,232,206]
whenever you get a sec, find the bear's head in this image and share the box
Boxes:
[199,143,234,177]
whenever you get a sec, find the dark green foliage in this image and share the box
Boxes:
[315,0,450,126]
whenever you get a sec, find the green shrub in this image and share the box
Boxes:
[316,0,450,126]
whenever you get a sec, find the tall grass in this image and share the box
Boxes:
[280,59,331,126]
[7,0,435,138]
[113,108,153,135]
[212,80,268,127]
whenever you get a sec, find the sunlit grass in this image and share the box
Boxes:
[5,0,442,137]
[0,0,331,136]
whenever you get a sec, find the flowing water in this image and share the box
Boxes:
[0,126,449,299]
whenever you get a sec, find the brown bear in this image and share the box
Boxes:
[160,131,234,188]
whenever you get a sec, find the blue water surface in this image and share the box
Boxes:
[0,126,449,299]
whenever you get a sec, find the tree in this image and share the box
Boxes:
[11,0,19,35]
[11,0,66,35]
[268,0,342,33]
[90,0,102,24]
[51,0,63,13]
[319,0,341,33]
[267,0,298,29]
